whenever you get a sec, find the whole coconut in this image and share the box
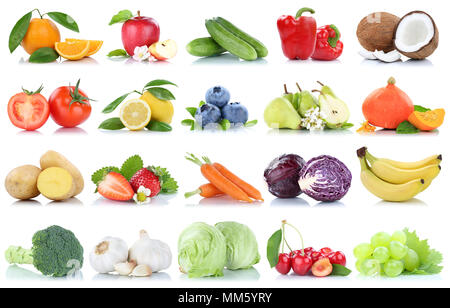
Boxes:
[357,12,400,52]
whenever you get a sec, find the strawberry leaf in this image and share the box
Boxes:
[149,166,178,194]
[121,155,144,180]
[91,167,120,186]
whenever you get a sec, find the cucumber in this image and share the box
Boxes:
[186,37,226,57]
[205,19,257,61]
[214,17,268,58]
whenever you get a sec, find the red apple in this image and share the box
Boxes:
[149,39,178,61]
[121,11,160,56]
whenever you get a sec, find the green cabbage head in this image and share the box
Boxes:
[178,222,227,278]
[215,222,260,270]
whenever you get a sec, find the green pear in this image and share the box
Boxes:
[318,93,350,129]
[317,81,336,97]
[298,91,318,117]
[264,97,302,130]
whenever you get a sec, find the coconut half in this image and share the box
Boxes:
[394,11,439,59]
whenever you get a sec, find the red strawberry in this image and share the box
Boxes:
[129,168,161,197]
[98,172,134,201]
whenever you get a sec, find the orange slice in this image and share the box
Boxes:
[55,40,91,60]
[65,39,103,57]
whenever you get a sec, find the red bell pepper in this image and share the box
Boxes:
[277,8,317,60]
[312,25,344,61]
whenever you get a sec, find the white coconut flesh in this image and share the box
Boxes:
[373,50,402,63]
[395,13,434,52]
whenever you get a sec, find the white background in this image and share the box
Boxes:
[0,0,448,288]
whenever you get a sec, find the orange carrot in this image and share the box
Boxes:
[211,162,264,201]
[186,153,253,203]
[185,183,223,199]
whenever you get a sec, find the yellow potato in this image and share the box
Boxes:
[40,150,84,197]
[5,165,41,200]
[37,167,75,201]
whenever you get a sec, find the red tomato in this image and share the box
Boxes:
[7,88,50,131]
[49,80,92,128]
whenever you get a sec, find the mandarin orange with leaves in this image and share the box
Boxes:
[21,18,61,55]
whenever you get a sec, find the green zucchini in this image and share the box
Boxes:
[205,19,257,61]
[214,17,268,58]
[186,37,227,57]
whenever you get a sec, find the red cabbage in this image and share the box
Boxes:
[264,154,306,198]
[298,155,352,202]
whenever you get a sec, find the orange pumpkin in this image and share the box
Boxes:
[408,109,445,131]
[362,77,414,129]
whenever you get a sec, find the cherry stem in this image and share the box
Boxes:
[283,221,305,255]
[281,220,293,253]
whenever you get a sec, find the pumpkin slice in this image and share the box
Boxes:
[55,40,91,60]
[65,39,103,56]
[408,108,445,131]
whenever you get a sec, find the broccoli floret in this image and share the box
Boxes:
[5,225,84,277]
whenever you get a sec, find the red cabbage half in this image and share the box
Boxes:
[298,155,352,202]
[264,154,306,198]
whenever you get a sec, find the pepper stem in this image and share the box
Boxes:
[295,7,315,18]
[388,77,396,85]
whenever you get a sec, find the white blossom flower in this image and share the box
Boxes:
[133,186,152,205]
[133,46,151,62]
[301,107,326,131]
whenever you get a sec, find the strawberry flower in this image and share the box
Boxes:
[133,46,151,62]
[133,186,152,205]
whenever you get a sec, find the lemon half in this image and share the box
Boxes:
[120,99,151,131]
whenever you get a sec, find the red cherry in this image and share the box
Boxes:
[328,251,347,267]
[310,251,326,263]
[319,247,333,255]
[275,253,292,275]
[291,254,313,276]
[303,247,315,256]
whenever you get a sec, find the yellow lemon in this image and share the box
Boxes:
[120,99,151,131]
[141,91,174,124]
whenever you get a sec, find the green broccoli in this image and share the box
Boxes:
[5,225,84,277]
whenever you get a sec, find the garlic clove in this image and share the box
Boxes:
[131,264,152,277]
[114,260,137,276]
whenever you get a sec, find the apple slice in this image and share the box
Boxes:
[149,39,178,61]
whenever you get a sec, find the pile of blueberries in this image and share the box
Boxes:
[195,86,249,128]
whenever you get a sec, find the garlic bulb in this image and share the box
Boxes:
[129,230,172,272]
[90,237,129,274]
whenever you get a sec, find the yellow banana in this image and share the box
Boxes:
[358,157,425,202]
[365,150,442,170]
[366,153,441,184]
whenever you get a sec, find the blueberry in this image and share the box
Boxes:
[195,104,222,128]
[221,102,248,124]
[205,86,230,108]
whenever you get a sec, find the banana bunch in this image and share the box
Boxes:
[357,147,442,202]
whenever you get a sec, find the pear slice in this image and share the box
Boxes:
[264,97,302,130]
[319,94,350,129]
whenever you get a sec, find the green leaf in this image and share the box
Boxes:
[396,121,419,134]
[29,48,60,63]
[414,105,431,112]
[109,10,133,25]
[220,119,231,131]
[182,119,195,126]
[102,92,132,113]
[144,79,178,88]
[336,123,354,130]
[403,228,443,275]
[186,107,197,118]
[147,87,176,101]
[91,167,120,185]
[120,155,144,180]
[330,264,351,276]
[199,101,206,107]
[146,120,172,132]
[244,120,258,128]
[149,166,178,194]
[107,49,129,57]
[9,11,32,53]
[98,117,125,130]
[46,12,79,32]
[267,229,282,268]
